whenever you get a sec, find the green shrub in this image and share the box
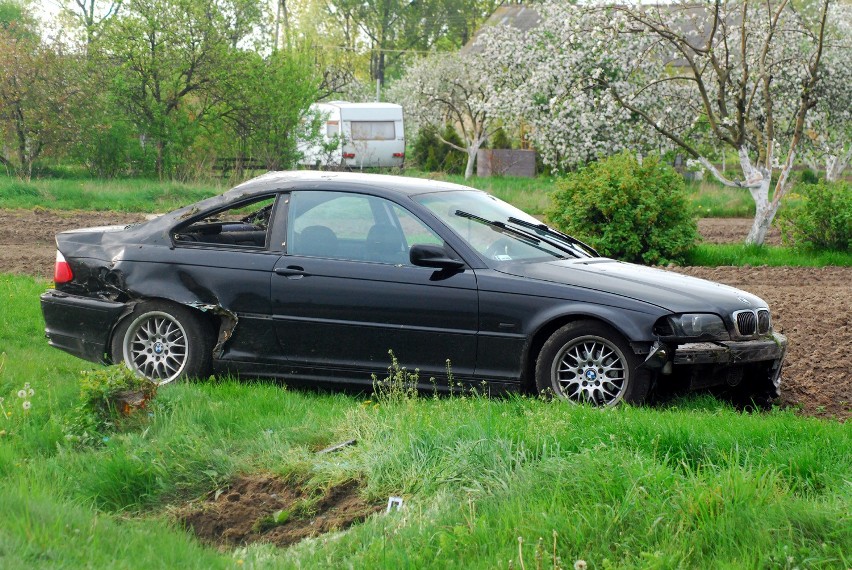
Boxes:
[410,124,465,174]
[548,152,698,264]
[777,181,851,251]
[488,127,512,149]
[63,366,158,447]
[798,168,819,185]
[84,121,134,178]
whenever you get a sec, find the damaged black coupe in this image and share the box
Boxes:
[41,172,787,406]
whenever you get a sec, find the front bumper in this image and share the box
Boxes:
[40,289,128,364]
[673,333,787,366]
[672,332,787,390]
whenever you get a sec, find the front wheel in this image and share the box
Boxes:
[535,321,650,406]
[111,301,212,385]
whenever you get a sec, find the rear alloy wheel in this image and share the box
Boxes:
[536,321,649,406]
[112,301,212,384]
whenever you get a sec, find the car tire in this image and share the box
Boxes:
[535,320,650,406]
[111,300,213,385]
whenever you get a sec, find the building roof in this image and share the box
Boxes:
[461,5,541,55]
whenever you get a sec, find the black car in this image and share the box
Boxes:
[40,172,786,406]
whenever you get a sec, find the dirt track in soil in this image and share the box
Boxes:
[1,209,849,419]
[178,475,381,548]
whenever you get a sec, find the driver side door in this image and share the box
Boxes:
[270,190,479,383]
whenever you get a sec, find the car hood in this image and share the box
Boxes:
[495,258,767,314]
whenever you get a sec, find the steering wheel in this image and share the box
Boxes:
[484,237,516,260]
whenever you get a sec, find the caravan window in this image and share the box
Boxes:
[326,121,339,137]
[351,121,395,141]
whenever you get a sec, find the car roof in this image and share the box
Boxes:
[227,171,476,198]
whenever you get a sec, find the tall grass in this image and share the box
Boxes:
[685,244,852,267]
[0,274,849,568]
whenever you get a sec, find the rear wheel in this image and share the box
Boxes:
[535,321,650,406]
[111,301,212,384]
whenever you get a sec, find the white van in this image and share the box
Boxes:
[299,101,405,169]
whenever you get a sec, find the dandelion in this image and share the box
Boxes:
[22,401,31,411]
[574,561,587,570]
[17,390,26,399]
[28,388,34,397]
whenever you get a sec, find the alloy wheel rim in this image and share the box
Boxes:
[123,311,188,384]
[551,336,627,406]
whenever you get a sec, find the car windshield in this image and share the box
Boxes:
[414,191,594,263]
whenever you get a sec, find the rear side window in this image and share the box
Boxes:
[173,196,276,248]
[350,121,395,140]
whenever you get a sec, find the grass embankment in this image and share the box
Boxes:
[1,274,849,568]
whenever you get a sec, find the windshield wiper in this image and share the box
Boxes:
[454,210,573,259]
[454,210,541,244]
[506,217,599,257]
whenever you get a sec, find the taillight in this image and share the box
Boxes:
[342,152,356,159]
[54,251,74,284]
[393,152,405,158]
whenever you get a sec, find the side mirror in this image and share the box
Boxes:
[409,244,465,270]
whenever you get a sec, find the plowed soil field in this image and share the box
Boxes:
[2,209,848,419]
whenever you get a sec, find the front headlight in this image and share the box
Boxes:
[662,313,729,340]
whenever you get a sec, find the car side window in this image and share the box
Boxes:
[287,191,444,264]
[173,196,275,248]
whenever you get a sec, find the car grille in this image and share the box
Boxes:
[733,309,771,337]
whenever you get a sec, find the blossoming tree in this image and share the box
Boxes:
[801,3,852,182]
[477,6,660,172]
[388,51,504,179]
[482,0,834,245]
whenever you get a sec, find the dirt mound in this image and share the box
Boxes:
[673,266,851,420]
[0,208,147,277]
[179,475,382,548]
[697,217,782,245]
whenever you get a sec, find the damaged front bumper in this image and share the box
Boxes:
[40,289,127,364]
[673,333,787,368]
[644,332,788,392]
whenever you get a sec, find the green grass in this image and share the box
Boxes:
[685,244,852,267]
[687,180,756,218]
[1,274,850,568]
[0,176,222,212]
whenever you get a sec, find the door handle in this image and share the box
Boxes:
[274,266,308,278]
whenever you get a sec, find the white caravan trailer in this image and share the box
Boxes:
[299,101,405,168]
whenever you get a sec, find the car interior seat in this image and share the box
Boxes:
[296,225,339,257]
[365,223,407,264]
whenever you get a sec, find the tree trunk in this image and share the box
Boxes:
[464,148,476,179]
[745,177,774,245]
[156,140,164,180]
[825,148,851,182]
